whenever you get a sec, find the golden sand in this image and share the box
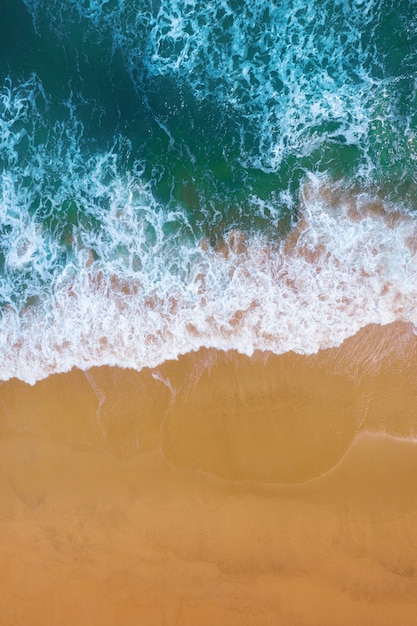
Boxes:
[1,322,417,625]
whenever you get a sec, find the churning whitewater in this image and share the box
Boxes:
[0,0,416,382]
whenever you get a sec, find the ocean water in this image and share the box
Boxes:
[0,0,416,383]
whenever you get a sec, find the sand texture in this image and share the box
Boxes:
[0,322,417,625]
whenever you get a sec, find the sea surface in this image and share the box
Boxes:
[1,0,416,383]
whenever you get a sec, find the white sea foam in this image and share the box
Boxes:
[1,161,417,383]
[22,0,398,172]
[1,7,416,384]
[126,0,379,170]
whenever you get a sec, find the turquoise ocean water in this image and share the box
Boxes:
[0,0,416,382]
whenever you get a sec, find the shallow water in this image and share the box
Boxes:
[1,2,417,623]
[0,0,416,381]
[1,323,417,624]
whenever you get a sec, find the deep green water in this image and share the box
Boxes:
[0,0,416,381]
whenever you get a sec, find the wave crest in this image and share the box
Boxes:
[1,174,417,383]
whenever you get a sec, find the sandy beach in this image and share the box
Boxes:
[1,322,417,625]
[1,1,416,624]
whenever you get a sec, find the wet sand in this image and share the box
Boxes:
[1,322,417,625]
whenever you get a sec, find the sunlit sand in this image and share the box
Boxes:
[1,322,417,625]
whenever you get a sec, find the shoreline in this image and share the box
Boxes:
[2,321,417,482]
[3,176,417,387]
[1,321,417,624]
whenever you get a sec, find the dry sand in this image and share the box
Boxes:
[0,322,417,625]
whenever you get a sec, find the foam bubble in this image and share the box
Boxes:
[2,163,417,383]
[22,0,415,176]
[1,4,416,384]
